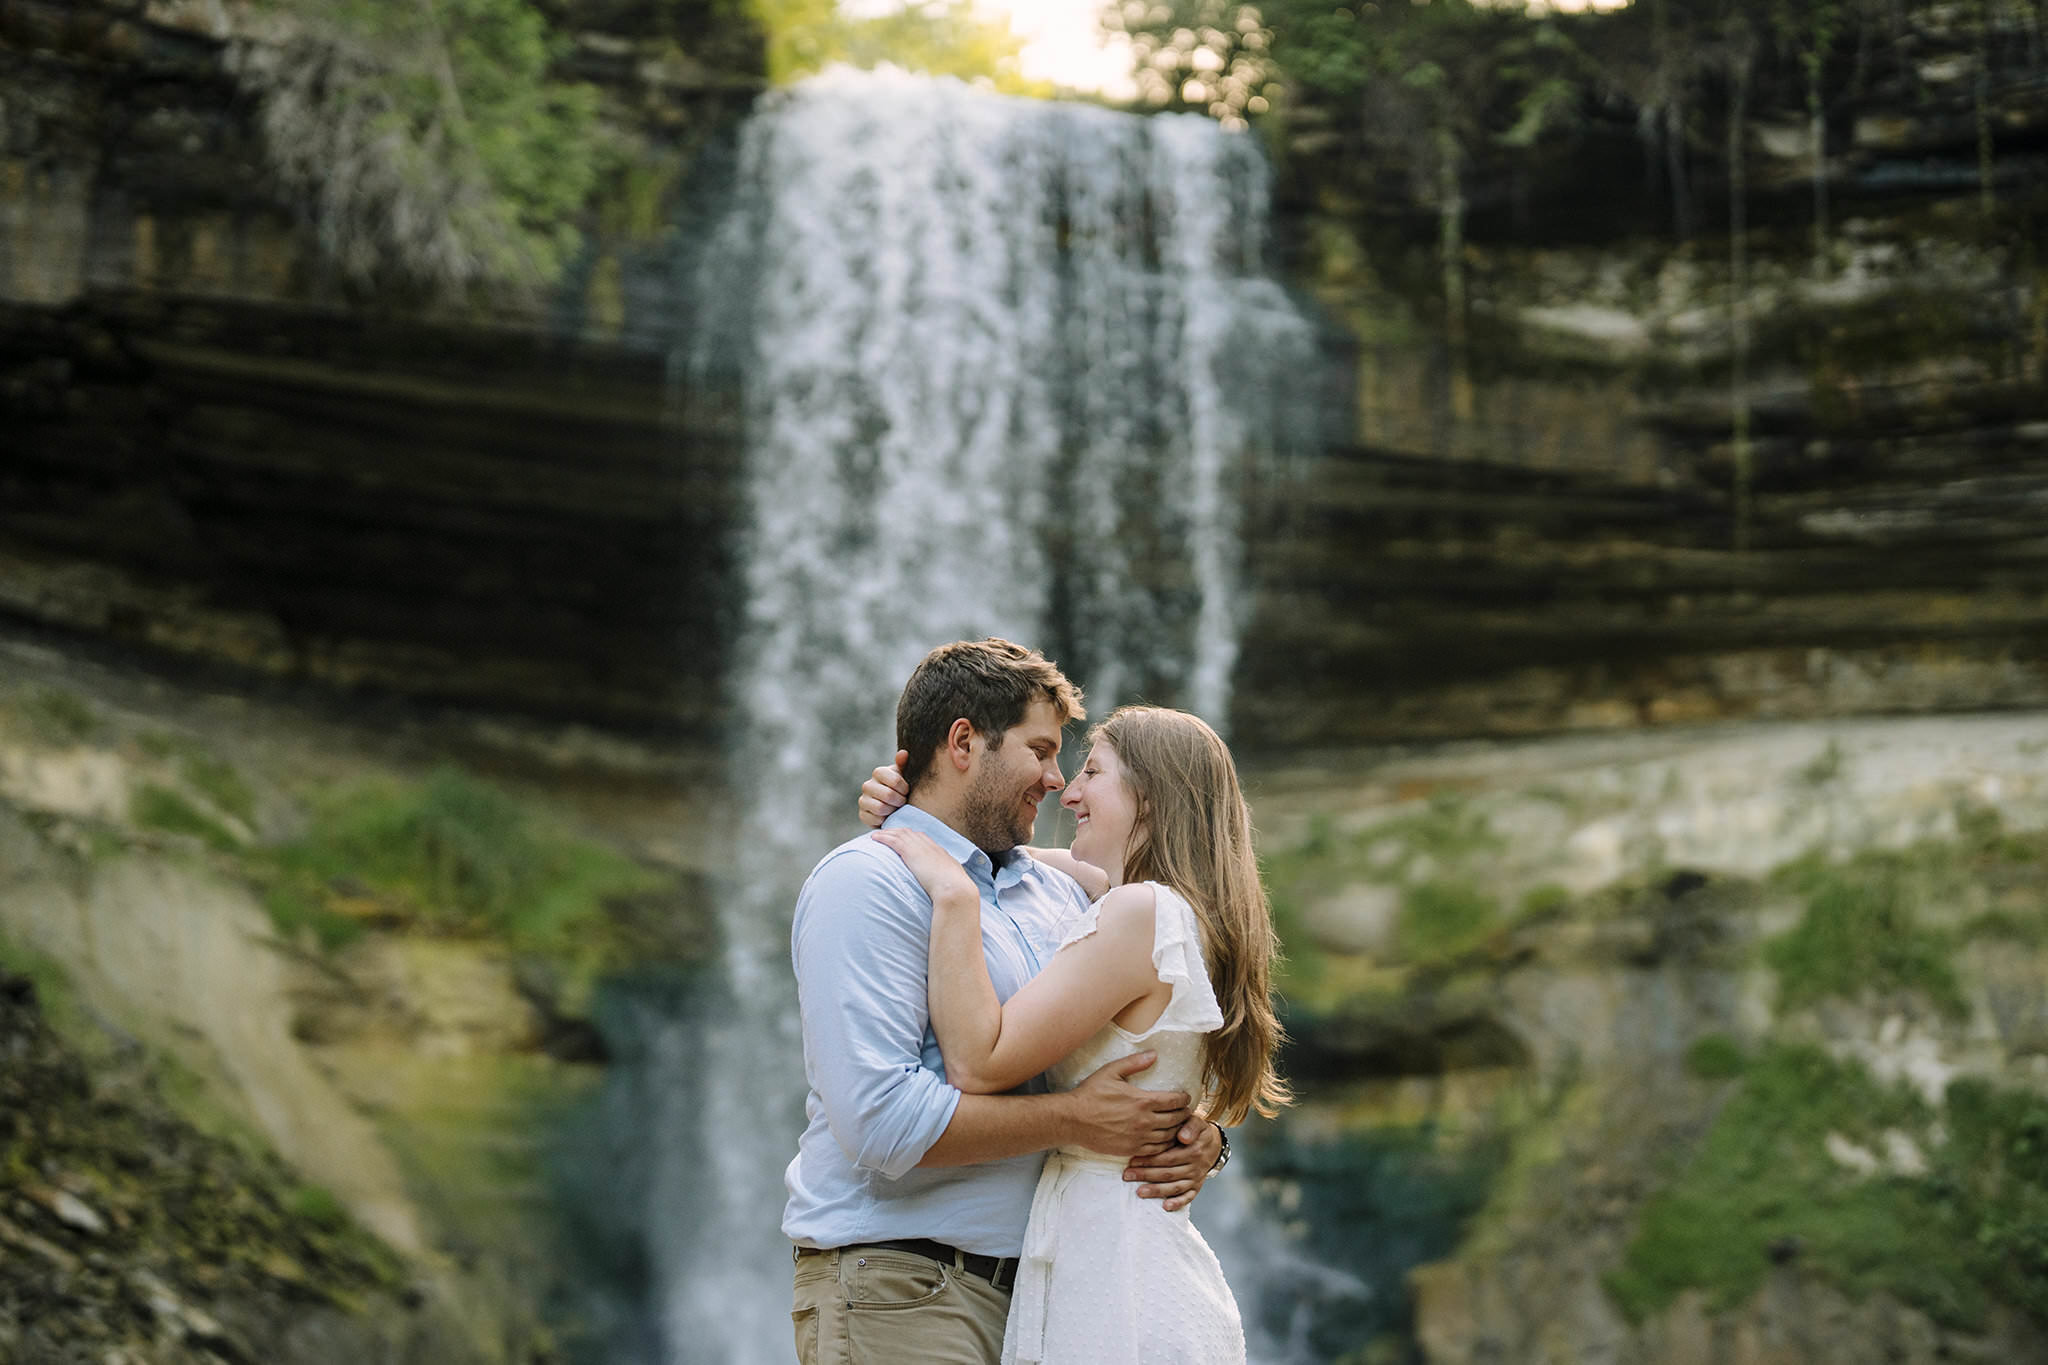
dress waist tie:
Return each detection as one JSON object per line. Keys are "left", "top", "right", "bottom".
{"left": 1012, "top": 1150, "right": 1124, "bottom": 1365}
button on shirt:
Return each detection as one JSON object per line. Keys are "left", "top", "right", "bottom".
{"left": 782, "top": 804, "right": 1092, "bottom": 1257}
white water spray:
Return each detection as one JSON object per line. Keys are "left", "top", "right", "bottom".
{"left": 637, "top": 68, "right": 1319, "bottom": 1364}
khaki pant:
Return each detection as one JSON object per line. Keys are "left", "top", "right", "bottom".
{"left": 792, "top": 1244, "right": 1011, "bottom": 1365}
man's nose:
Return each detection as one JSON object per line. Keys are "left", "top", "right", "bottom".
{"left": 1044, "top": 765, "right": 1065, "bottom": 792}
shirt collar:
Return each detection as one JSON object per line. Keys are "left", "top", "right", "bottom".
{"left": 882, "top": 803, "right": 1030, "bottom": 890}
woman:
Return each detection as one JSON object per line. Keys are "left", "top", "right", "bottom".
{"left": 861, "top": 705, "right": 1289, "bottom": 1365}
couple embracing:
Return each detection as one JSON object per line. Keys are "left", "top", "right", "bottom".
{"left": 784, "top": 638, "right": 1290, "bottom": 1364}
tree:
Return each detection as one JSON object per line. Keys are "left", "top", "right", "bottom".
{"left": 754, "top": 0, "right": 1042, "bottom": 92}
{"left": 1280, "top": 1, "right": 1591, "bottom": 424}
{"left": 231, "top": 0, "right": 606, "bottom": 293}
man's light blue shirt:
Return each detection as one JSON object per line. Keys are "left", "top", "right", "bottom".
{"left": 782, "top": 804, "right": 1092, "bottom": 1257}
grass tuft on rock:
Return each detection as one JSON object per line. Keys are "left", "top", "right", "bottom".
{"left": 1397, "top": 879, "right": 1500, "bottom": 965}
{"left": 1766, "top": 858, "right": 1966, "bottom": 1018}
{"left": 286, "top": 1183, "right": 349, "bottom": 1231}
{"left": 1609, "top": 1043, "right": 2048, "bottom": 1330}
{"left": 255, "top": 768, "right": 660, "bottom": 955}
{"left": 133, "top": 784, "right": 242, "bottom": 853}
{"left": 1684, "top": 1033, "right": 1747, "bottom": 1080}
{"left": 22, "top": 687, "right": 101, "bottom": 742}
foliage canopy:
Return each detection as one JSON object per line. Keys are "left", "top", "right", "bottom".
{"left": 234, "top": 0, "right": 608, "bottom": 291}
{"left": 752, "top": 0, "right": 1046, "bottom": 92}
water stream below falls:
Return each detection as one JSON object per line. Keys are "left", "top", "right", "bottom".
{"left": 586, "top": 68, "right": 1323, "bottom": 1364}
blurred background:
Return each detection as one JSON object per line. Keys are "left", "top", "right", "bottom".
{"left": 1, "top": 0, "right": 2045, "bottom": 1362}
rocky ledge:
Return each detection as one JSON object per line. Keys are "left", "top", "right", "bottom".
{"left": 0, "top": 967, "right": 470, "bottom": 1364}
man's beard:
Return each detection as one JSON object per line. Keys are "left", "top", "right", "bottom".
{"left": 961, "top": 760, "right": 1035, "bottom": 855}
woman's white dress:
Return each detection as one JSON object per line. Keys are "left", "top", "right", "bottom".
{"left": 1000, "top": 881, "right": 1247, "bottom": 1365}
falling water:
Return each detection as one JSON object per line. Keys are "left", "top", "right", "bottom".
{"left": 613, "top": 68, "right": 1319, "bottom": 1364}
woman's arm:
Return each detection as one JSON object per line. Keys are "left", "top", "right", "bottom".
{"left": 1019, "top": 845, "right": 1110, "bottom": 901}
{"left": 872, "top": 828, "right": 1163, "bottom": 1094}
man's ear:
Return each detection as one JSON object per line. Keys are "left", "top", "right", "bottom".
{"left": 943, "top": 717, "right": 978, "bottom": 773}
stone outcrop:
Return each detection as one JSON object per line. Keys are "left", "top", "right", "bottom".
{"left": 1, "top": 0, "right": 757, "bottom": 739}
{"left": 0, "top": 963, "right": 475, "bottom": 1365}
{"left": 0, "top": 643, "right": 721, "bottom": 1361}
{"left": 1249, "top": 712, "right": 2048, "bottom": 1364}
{"left": 4, "top": 0, "right": 2046, "bottom": 756}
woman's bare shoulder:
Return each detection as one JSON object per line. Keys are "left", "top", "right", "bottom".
{"left": 1090, "top": 882, "right": 1158, "bottom": 939}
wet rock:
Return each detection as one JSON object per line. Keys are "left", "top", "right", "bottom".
{"left": 25, "top": 1181, "right": 109, "bottom": 1236}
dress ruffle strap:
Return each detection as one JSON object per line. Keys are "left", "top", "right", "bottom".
{"left": 1141, "top": 884, "right": 1225, "bottom": 1036}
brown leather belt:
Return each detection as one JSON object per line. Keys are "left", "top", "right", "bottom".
{"left": 797, "top": 1237, "right": 1021, "bottom": 1292}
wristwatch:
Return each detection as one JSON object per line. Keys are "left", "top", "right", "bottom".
{"left": 1208, "top": 1122, "right": 1231, "bottom": 1174}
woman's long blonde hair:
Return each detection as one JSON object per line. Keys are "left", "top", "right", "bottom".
{"left": 1093, "top": 705, "right": 1291, "bottom": 1126}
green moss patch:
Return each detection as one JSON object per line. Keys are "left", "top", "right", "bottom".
{"left": 1609, "top": 1043, "right": 2048, "bottom": 1330}
{"left": 1263, "top": 795, "right": 1506, "bottom": 982}
{"left": 1397, "top": 879, "right": 1501, "bottom": 965}
{"left": 1760, "top": 813, "right": 2048, "bottom": 1018}
{"left": 138, "top": 734, "right": 259, "bottom": 827}
{"left": 20, "top": 687, "right": 101, "bottom": 743}
{"left": 133, "top": 784, "right": 241, "bottom": 853}
{"left": 1766, "top": 871, "right": 1965, "bottom": 1019}
{"left": 1684, "top": 1033, "right": 1748, "bottom": 1081}
{"left": 253, "top": 768, "right": 662, "bottom": 958}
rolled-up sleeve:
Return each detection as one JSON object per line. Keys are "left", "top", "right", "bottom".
{"left": 791, "top": 846, "right": 961, "bottom": 1180}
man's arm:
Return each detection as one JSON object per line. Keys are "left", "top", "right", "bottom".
{"left": 793, "top": 848, "right": 966, "bottom": 1178}
{"left": 795, "top": 844, "right": 1211, "bottom": 1194}
{"left": 918, "top": 1051, "right": 1190, "bottom": 1167}
{"left": 1123, "top": 1116, "right": 1226, "bottom": 1212}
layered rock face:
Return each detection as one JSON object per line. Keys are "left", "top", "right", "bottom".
{"left": 0, "top": 641, "right": 723, "bottom": 1363}
{"left": 1252, "top": 715, "right": 2048, "bottom": 1364}
{"left": 1, "top": 0, "right": 755, "bottom": 740}
{"left": 4, "top": 0, "right": 2046, "bottom": 756}
{"left": 0, "top": 965, "right": 472, "bottom": 1365}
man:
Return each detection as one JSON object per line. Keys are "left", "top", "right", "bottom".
{"left": 785, "top": 639, "right": 1226, "bottom": 1363}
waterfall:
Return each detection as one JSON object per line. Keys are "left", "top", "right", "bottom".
{"left": 612, "top": 67, "right": 1319, "bottom": 1365}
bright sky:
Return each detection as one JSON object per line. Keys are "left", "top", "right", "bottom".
{"left": 990, "top": 0, "right": 1138, "bottom": 98}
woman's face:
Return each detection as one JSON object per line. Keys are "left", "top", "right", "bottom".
{"left": 1062, "top": 741, "right": 1140, "bottom": 886}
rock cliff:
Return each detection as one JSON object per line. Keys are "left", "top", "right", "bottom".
{"left": 1250, "top": 714, "right": 2048, "bottom": 1363}
{"left": 4, "top": 0, "right": 2046, "bottom": 755}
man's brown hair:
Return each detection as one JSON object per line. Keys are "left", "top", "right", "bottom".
{"left": 895, "top": 639, "right": 1085, "bottom": 791}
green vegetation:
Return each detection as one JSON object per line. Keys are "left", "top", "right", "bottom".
{"left": 1610, "top": 1044, "right": 2048, "bottom": 1330}
{"left": 253, "top": 768, "right": 660, "bottom": 958}
{"left": 0, "top": 935, "right": 92, "bottom": 1054}
{"left": 1760, "top": 813, "right": 2048, "bottom": 1019}
{"left": 1797, "top": 739, "right": 1845, "bottom": 787}
{"left": 1516, "top": 881, "right": 1572, "bottom": 921}
{"left": 181, "top": 753, "right": 257, "bottom": 825}
{"left": 1684, "top": 1033, "right": 1747, "bottom": 1080}
{"left": 133, "top": 784, "right": 241, "bottom": 853}
{"left": 1262, "top": 795, "right": 1505, "bottom": 988}
{"left": 1397, "top": 879, "right": 1500, "bottom": 965}
{"left": 753, "top": 0, "right": 1043, "bottom": 91}
{"left": 21, "top": 687, "right": 100, "bottom": 743}
{"left": 238, "top": 0, "right": 607, "bottom": 289}
{"left": 286, "top": 1183, "right": 349, "bottom": 1231}
{"left": 1964, "top": 909, "right": 2048, "bottom": 947}
{"left": 1941, "top": 1080, "right": 2048, "bottom": 1321}
{"left": 140, "top": 732, "right": 259, "bottom": 825}
{"left": 1766, "top": 863, "right": 1966, "bottom": 1018}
